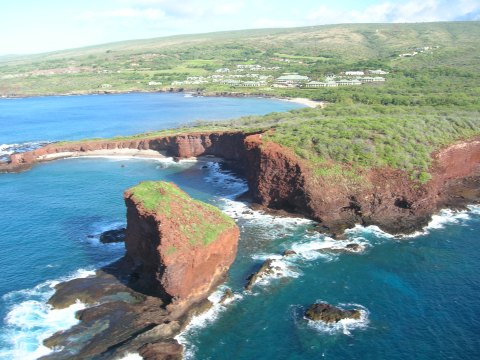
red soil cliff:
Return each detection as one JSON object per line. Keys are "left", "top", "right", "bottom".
{"left": 1, "top": 132, "right": 479, "bottom": 234}
{"left": 123, "top": 181, "right": 240, "bottom": 306}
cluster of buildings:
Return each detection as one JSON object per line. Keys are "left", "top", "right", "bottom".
{"left": 399, "top": 46, "right": 438, "bottom": 57}
{"left": 273, "top": 70, "right": 388, "bottom": 88}
{"left": 171, "top": 72, "right": 272, "bottom": 87}
{"left": 170, "top": 64, "right": 388, "bottom": 89}
{"left": 215, "top": 64, "right": 281, "bottom": 73}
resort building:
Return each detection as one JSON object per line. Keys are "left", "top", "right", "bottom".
{"left": 345, "top": 71, "right": 365, "bottom": 76}
{"left": 305, "top": 81, "right": 338, "bottom": 88}
{"left": 336, "top": 79, "right": 362, "bottom": 86}
{"left": 275, "top": 74, "right": 310, "bottom": 86}
{"left": 368, "top": 69, "right": 389, "bottom": 75}
{"left": 239, "top": 81, "right": 267, "bottom": 87}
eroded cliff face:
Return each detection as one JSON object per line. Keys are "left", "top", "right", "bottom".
{"left": 245, "top": 135, "right": 480, "bottom": 234}
{"left": 123, "top": 181, "right": 240, "bottom": 308}
{"left": 0, "top": 131, "right": 248, "bottom": 171}
{"left": 2, "top": 131, "right": 479, "bottom": 234}
{"left": 42, "top": 181, "right": 240, "bottom": 360}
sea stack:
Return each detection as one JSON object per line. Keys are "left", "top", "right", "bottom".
{"left": 124, "top": 181, "right": 240, "bottom": 308}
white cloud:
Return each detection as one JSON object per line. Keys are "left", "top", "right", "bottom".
{"left": 307, "top": 0, "right": 480, "bottom": 24}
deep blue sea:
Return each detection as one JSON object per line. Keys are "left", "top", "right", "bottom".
{"left": 0, "top": 93, "right": 479, "bottom": 360}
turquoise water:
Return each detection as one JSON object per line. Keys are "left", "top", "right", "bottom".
{"left": 0, "top": 94, "right": 479, "bottom": 359}
{"left": 0, "top": 93, "right": 300, "bottom": 161}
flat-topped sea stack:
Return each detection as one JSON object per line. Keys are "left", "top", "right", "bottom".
{"left": 124, "top": 181, "right": 240, "bottom": 308}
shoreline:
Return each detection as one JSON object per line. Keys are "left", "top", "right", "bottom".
{"left": 0, "top": 89, "right": 325, "bottom": 109}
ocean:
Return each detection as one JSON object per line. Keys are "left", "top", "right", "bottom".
{"left": 0, "top": 93, "right": 479, "bottom": 360}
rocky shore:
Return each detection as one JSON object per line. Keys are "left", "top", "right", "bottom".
{"left": 39, "top": 181, "right": 240, "bottom": 359}
{"left": 2, "top": 130, "right": 478, "bottom": 236}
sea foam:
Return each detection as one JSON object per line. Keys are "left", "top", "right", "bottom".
{"left": 0, "top": 268, "right": 95, "bottom": 360}
{"left": 175, "top": 287, "right": 242, "bottom": 360}
{"left": 0, "top": 141, "right": 50, "bottom": 162}
{"left": 301, "top": 302, "right": 370, "bottom": 336}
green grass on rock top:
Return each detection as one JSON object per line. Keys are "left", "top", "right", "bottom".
{"left": 128, "top": 181, "right": 236, "bottom": 247}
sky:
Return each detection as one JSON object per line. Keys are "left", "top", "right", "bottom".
{"left": 0, "top": 0, "right": 479, "bottom": 55}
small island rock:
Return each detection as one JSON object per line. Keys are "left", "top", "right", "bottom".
{"left": 305, "top": 302, "right": 361, "bottom": 323}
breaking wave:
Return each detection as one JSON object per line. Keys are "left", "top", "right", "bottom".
{"left": 0, "top": 268, "right": 95, "bottom": 360}
{"left": 175, "top": 287, "right": 242, "bottom": 360}
{"left": 301, "top": 302, "right": 370, "bottom": 336}
{"left": 0, "top": 141, "right": 50, "bottom": 162}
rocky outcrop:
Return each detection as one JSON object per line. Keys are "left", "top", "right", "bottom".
{"left": 0, "top": 131, "right": 248, "bottom": 172}
{"left": 305, "top": 303, "right": 361, "bottom": 323}
{"left": 245, "top": 258, "right": 284, "bottom": 291}
{"left": 41, "top": 181, "right": 240, "bottom": 360}
{"left": 124, "top": 181, "right": 240, "bottom": 307}
{"left": 244, "top": 134, "right": 480, "bottom": 235}
{"left": 99, "top": 228, "right": 126, "bottom": 243}
{"left": 2, "top": 130, "right": 479, "bottom": 234}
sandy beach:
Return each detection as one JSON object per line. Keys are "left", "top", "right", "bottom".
{"left": 280, "top": 97, "right": 326, "bottom": 108}
{"left": 38, "top": 148, "right": 169, "bottom": 161}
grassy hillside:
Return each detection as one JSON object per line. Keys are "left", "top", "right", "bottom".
{"left": 2, "top": 21, "right": 479, "bottom": 183}
{"left": 1, "top": 22, "right": 478, "bottom": 98}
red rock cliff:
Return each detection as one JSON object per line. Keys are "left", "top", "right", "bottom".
{"left": 2, "top": 131, "right": 479, "bottom": 234}
{"left": 123, "top": 181, "right": 239, "bottom": 306}
{"left": 245, "top": 134, "right": 480, "bottom": 234}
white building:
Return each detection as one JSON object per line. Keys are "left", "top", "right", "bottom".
{"left": 275, "top": 74, "right": 310, "bottom": 85}
{"left": 336, "top": 79, "right": 362, "bottom": 86}
{"left": 305, "top": 81, "right": 338, "bottom": 88}
{"left": 345, "top": 71, "right": 365, "bottom": 76}
{"left": 369, "top": 69, "right": 389, "bottom": 75}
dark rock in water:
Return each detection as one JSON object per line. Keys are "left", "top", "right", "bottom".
{"left": 283, "top": 249, "right": 297, "bottom": 257}
{"left": 245, "top": 259, "right": 282, "bottom": 291}
{"left": 315, "top": 243, "right": 365, "bottom": 254}
{"left": 139, "top": 340, "right": 183, "bottom": 360}
{"left": 305, "top": 303, "right": 361, "bottom": 323}
{"left": 47, "top": 269, "right": 144, "bottom": 310}
{"left": 219, "top": 288, "right": 235, "bottom": 305}
{"left": 345, "top": 243, "right": 363, "bottom": 252}
{"left": 202, "top": 165, "right": 208, "bottom": 169}
{"left": 99, "top": 228, "right": 126, "bottom": 243}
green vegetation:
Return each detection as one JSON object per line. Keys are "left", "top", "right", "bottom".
{"left": 3, "top": 21, "right": 480, "bottom": 183}
{"left": 262, "top": 104, "right": 479, "bottom": 182}
{"left": 129, "top": 181, "right": 236, "bottom": 247}
{"left": 1, "top": 22, "right": 479, "bottom": 100}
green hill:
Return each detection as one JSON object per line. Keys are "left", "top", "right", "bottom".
{"left": 1, "top": 21, "right": 479, "bottom": 97}
{"left": 2, "top": 21, "right": 479, "bottom": 183}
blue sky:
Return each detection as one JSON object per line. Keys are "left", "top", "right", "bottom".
{"left": 1, "top": 0, "right": 479, "bottom": 55}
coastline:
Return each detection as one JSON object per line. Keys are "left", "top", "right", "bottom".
{"left": 0, "top": 89, "right": 325, "bottom": 109}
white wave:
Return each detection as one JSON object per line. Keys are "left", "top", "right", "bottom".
{"left": 116, "top": 353, "right": 143, "bottom": 360}
{"left": 468, "top": 204, "right": 480, "bottom": 215}
{"left": 0, "top": 268, "right": 95, "bottom": 360}
{"left": 203, "top": 162, "right": 248, "bottom": 199}
{"left": 304, "top": 302, "right": 369, "bottom": 336}
{"left": 71, "top": 155, "right": 196, "bottom": 167}
{"left": 0, "top": 141, "right": 50, "bottom": 160}
{"left": 290, "top": 233, "right": 368, "bottom": 261}
{"left": 345, "top": 224, "right": 395, "bottom": 240}
{"left": 345, "top": 206, "right": 479, "bottom": 241}
{"left": 248, "top": 258, "right": 301, "bottom": 291}
{"left": 175, "top": 287, "right": 242, "bottom": 360}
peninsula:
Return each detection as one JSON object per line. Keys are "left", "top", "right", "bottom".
{"left": 41, "top": 181, "right": 240, "bottom": 359}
